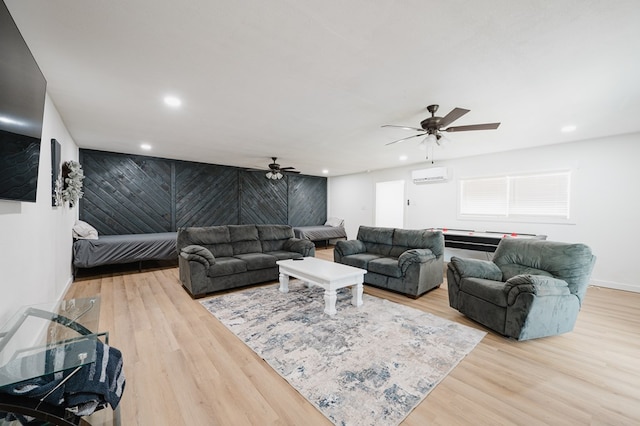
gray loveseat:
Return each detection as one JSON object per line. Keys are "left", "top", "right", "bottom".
{"left": 177, "top": 224, "right": 315, "bottom": 298}
{"left": 447, "top": 238, "right": 596, "bottom": 340}
{"left": 334, "top": 226, "right": 445, "bottom": 298}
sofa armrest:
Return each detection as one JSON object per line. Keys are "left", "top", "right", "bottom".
{"left": 449, "top": 257, "right": 503, "bottom": 281}
{"left": 283, "top": 238, "right": 316, "bottom": 257}
{"left": 504, "top": 274, "right": 572, "bottom": 305}
{"left": 180, "top": 245, "right": 215, "bottom": 269}
{"left": 334, "top": 240, "right": 366, "bottom": 257}
{"left": 398, "top": 249, "right": 436, "bottom": 274}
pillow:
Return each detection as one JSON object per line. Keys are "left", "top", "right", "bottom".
{"left": 72, "top": 220, "right": 99, "bottom": 240}
{"left": 324, "top": 217, "right": 344, "bottom": 227}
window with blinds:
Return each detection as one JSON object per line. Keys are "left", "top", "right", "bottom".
{"left": 459, "top": 171, "right": 571, "bottom": 220}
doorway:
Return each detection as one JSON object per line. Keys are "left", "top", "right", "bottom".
{"left": 375, "top": 180, "right": 405, "bottom": 228}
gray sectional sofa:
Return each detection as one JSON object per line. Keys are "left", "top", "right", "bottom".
{"left": 334, "top": 226, "right": 445, "bottom": 298}
{"left": 177, "top": 224, "right": 315, "bottom": 298}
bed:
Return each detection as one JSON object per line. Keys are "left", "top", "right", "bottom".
{"left": 73, "top": 232, "right": 178, "bottom": 273}
{"left": 293, "top": 220, "right": 347, "bottom": 246}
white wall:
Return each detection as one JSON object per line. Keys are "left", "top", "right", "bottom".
{"left": 0, "top": 94, "right": 79, "bottom": 325}
{"left": 328, "top": 132, "right": 640, "bottom": 293}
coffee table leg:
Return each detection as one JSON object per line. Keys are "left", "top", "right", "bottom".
{"left": 352, "top": 282, "right": 363, "bottom": 307}
{"left": 279, "top": 272, "right": 289, "bottom": 293}
{"left": 324, "top": 289, "right": 337, "bottom": 315}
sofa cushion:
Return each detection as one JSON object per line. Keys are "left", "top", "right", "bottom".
{"left": 233, "top": 240, "right": 263, "bottom": 255}
{"left": 234, "top": 253, "right": 278, "bottom": 270}
{"left": 177, "top": 225, "right": 230, "bottom": 249}
{"left": 203, "top": 243, "right": 234, "bottom": 258}
{"left": 363, "top": 242, "right": 393, "bottom": 256}
{"left": 340, "top": 253, "right": 384, "bottom": 270}
{"left": 207, "top": 257, "right": 247, "bottom": 277}
{"left": 257, "top": 224, "right": 294, "bottom": 241}
{"left": 357, "top": 226, "right": 394, "bottom": 255}
{"left": 390, "top": 229, "right": 444, "bottom": 258}
{"left": 262, "top": 239, "right": 288, "bottom": 252}
{"left": 368, "top": 257, "right": 402, "bottom": 278}
{"left": 459, "top": 277, "right": 508, "bottom": 307}
{"left": 228, "top": 225, "right": 259, "bottom": 242}
{"left": 357, "top": 226, "right": 394, "bottom": 245}
{"left": 264, "top": 250, "right": 303, "bottom": 260}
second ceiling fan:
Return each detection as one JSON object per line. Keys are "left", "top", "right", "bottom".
{"left": 264, "top": 157, "right": 299, "bottom": 180}
{"left": 382, "top": 104, "right": 500, "bottom": 146}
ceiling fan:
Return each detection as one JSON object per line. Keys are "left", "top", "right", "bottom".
{"left": 382, "top": 104, "right": 500, "bottom": 147}
{"left": 261, "top": 157, "right": 300, "bottom": 180}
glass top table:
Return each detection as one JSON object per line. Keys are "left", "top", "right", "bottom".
{"left": 0, "top": 296, "right": 120, "bottom": 425}
{"left": 0, "top": 297, "right": 105, "bottom": 388}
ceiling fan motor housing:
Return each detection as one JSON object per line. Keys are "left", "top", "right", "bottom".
{"left": 420, "top": 117, "right": 441, "bottom": 133}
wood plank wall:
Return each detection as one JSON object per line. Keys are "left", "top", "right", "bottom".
{"left": 79, "top": 150, "right": 327, "bottom": 235}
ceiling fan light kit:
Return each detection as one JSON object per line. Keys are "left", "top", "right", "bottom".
{"left": 261, "top": 157, "right": 299, "bottom": 180}
{"left": 382, "top": 104, "right": 501, "bottom": 152}
{"left": 266, "top": 171, "right": 284, "bottom": 180}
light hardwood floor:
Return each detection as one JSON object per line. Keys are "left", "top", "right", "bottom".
{"left": 67, "top": 248, "right": 640, "bottom": 425}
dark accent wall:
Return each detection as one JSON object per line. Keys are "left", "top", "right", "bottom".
{"left": 239, "top": 172, "right": 288, "bottom": 224}
{"left": 79, "top": 150, "right": 327, "bottom": 235}
{"left": 175, "top": 161, "right": 239, "bottom": 228}
{"left": 288, "top": 174, "right": 327, "bottom": 227}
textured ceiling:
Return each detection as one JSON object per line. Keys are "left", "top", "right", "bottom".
{"left": 6, "top": 0, "right": 640, "bottom": 176}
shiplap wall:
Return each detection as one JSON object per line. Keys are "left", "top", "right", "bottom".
{"left": 79, "top": 149, "right": 326, "bottom": 235}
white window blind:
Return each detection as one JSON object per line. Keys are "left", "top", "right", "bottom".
{"left": 460, "top": 177, "right": 508, "bottom": 216}
{"left": 460, "top": 171, "right": 571, "bottom": 220}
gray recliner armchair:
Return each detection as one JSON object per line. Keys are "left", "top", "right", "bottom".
{"left": 447, "top": 238, "right": 596, "bottom": 340}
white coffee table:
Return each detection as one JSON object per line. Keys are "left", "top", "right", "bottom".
{"left": 276, "top": 257, "right": 367, "bottom": 315}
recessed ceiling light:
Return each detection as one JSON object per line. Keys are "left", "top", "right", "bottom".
{"left": 561, "top": 125, "right": 576, "bottom": 133}
{"left": 399, "top": 155, "right": 408, "bottom": 161}
{"left": 322, "top": 169, "right": 329, "bottom": 174}
{"left": 163, "top": 96, "right": 182, "bottom": 108}
{"left": 140, "top": 143, "right": 151, "bottom": 150}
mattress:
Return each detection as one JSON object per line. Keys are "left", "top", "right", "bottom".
{"left": 73, "top": 232, "right": 177, "bottom": 269}
{"left": 293, "top": 225, "right": 347, "bottom": 242}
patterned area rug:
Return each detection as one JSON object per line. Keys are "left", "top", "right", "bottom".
{"left": 201, "top": 281, "right": 485, "bottom": 426}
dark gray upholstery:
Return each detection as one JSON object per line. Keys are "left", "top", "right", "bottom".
{"left": 177, "top": 224, "right": 315, "bottom": 298}
{"left": 334, "top": 226, "right": 444, "bottom": 298}
{"left": 447, "top": 238, "right": 596, "bottom": 341}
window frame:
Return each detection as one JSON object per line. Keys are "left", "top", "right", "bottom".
{"left": 457, "top": 170, "right": 574, "bottom": 224}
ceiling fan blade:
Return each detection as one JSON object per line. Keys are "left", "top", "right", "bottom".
{"left": 280, "top": 167, "right": 296, "bottom": 170}
{"left": 444, "top": 122, "right": 501, "bottom": 132}
{"left": 385, "top": 133, "right": 426, "bottom": 145}
{"left": 439, "top": 107, "right": 470, "bottom": 128}
{"left": 381, "top": 124, "right": 425, "bottom": 132}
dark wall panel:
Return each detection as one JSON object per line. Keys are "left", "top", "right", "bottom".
{"left": 79, "top": 149, "right": 327, "bottom": 235}
{"left": 288, "top": 175, "right": 327, "bottom": 226}
{"left": 175, "top": 162, "right": 239, "bottom": 228}
{"left": 80, "top": 151, "right": 172, "bottom": 235}
{"left": 239, "top": 172, "right": 288, "bottom": 224}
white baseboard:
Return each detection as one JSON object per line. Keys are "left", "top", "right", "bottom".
{"left": 57, "top": 274, "right": 75, "bottom": 302}
{"left": 590, "top": 279, "right": 640, "bottom": 293}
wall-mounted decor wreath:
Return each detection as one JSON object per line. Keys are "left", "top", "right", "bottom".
{"left": 61, "top": 160, "right": 85, "bottom": 207}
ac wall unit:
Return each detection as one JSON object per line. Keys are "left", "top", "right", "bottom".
{"left": 412, "top": 167, "right": 448, "bottom": 183}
